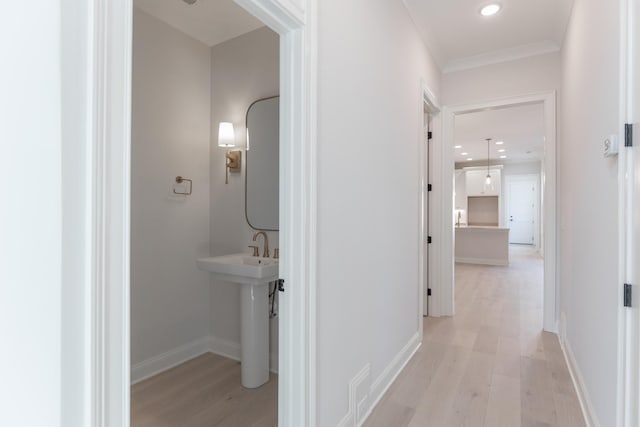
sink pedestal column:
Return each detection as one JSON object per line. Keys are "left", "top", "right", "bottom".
{"left": 240, "top": 282, "right": 269, "bottom": 388}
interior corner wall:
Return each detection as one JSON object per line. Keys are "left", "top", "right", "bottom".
{"left": 209, "top": 27, "right": 279, "bottom": 361}
{"left": 316, "top": 0, "right": 440, "bottom": 424}
{"left": 441, "top": 52, "right": 561, "bottom": 106}
{"left": 559, "top": 0, "right": 621, "bottom": 424}
{"left": 131, "top": 8, "right": 212, "bottom": 366}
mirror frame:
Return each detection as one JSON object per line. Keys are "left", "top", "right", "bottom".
{"left": 245, "top": 95, "right": 280, "bottom": 231}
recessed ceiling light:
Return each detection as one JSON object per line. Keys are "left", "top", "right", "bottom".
{"left": 495, "top": 141, "right": 504, "bottom": 145}
{"left": 467, "top": 158, "right": 473, "bottom": 161}
{"left": 461, "top": 152, "right": 469, "bottom": 155}
{"left": 498, "top": 149, "right": 506, "bottom": 152}
{"left": 480, "top": 4, "right": 501, "bottom": 16}
{"left": 500, "top": 155, "right": 507, "bottom": 159}
{"left": 455, "top": 145, "right": 462, "bottom": 149}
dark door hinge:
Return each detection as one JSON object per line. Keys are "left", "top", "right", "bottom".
{"left": 277, "top": 279, "right": 285, "bottom": 292}
{"left": 427, "top": 288, "right": 432, "bottom": 296}
{"left": 427, "top": 236, "right": 432, "bottom": 244}
{"left": 625, "top": 123, "right": 633, "bottom": 147}
{"left": 624, "top": 283, "right": 632, "bottom": 307}
{"left": 427, "top": 184, "right": 432, "bottom": 192}
{"left": 427, "top": 131, "right": 433, "bottom": 140}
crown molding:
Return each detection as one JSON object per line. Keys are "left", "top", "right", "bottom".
{"left": 443, "top": 40, "right": 560, "bottom": 74}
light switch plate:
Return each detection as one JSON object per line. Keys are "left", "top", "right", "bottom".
{"left": 604, "top": 134, "right": 619, "bottom": 157}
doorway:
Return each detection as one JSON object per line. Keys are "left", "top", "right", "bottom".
{"left": 423, "top": 109, "right": 431, "bottom": 316}
{"left": 421, "top": 84, "right": 440, "bottom": 319}
{"left": 129, "top": 4, "right": 281, "bottom": 424}
{"left": 93, "top": 0, "right": 316, "bottom": 425}
{"left": 434, "top": 92, "right": 557, "bottom": 332}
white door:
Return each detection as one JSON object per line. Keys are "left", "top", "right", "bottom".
{"left": 507, "top": 177, "right": 537, "bottom": 244}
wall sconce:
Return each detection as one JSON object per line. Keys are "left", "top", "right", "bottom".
{"left": 218, "top": 122, "right": 241, "bottom": 184}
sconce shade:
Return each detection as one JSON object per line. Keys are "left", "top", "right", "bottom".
{"left": 218, "top": 122, "right": 235, "bottom": 147}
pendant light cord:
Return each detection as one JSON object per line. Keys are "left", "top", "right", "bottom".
{"left": 486, "top": 138, "right": 491, "bottom": 177}
{"left": 485, "top": 138, "right": 492, "bottom": 187}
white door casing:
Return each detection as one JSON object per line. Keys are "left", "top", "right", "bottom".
{"left": 438, "top": 93, "right": 557, "bottom": 333}
{"left": 621, "top": 0, "right": 640, "bottom": 424}
{"left": 423, "top": 110, "right": 430, "bottom": 316}
{"left": 91, "top": 0, "right": 317, "bottom": 426}
{"left": 420, "top": 82, "right": 440, "bottom": 320}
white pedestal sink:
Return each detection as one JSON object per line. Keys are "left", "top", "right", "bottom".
{"left": 196, "top": 253, "right": 278, "bottom": 388}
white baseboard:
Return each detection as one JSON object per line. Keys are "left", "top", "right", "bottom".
{"left": 131, "top": 335, "right": 278, "bottom": 384}
{"left": 362, "top": 333, "right": 421, "bottom": 425}
{"left": 336, "top": 332, "right": 421, "bottom": 427}
{"left": 131, "top": 336, "right": 210, "bottom": 384}
{"left": 558, "top": 331, "right": 600, "bottom": 427}
{"left": 455, "top": 257, "right": 509, "bottom": 266}
{"left": 336, "top": 364, "right": 371, "bottom": 427}
{"left": 208, "top": 336, "right": 241, "bottom": 362}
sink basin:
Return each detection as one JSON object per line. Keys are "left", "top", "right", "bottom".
{"left": 196, "top": 253, "right": 278, "bottom": 285}
{"left": 242, "top": 256, "right": 277, "bottom": 266}
{"left": 196, "top": 252, "right": 279, "bottom": 389}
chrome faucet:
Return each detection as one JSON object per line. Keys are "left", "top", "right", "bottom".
{"left": 252, "top": 231, "right": 269, "bottom": 258}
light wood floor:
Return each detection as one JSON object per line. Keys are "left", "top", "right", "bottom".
{"left": 131, "top": 353, "right": 277, "bottom": 427}
{"left": 132, "top": 246, "right": 584, "bottom": 427}
{"left": 364, "top": 245, "right": 586, "bottom": 427}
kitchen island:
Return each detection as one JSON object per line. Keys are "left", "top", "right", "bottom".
{"left": 455, "top": 226, "right": 510, "bottom": 266}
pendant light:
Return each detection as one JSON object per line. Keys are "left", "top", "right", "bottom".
{"left": 485, "top": 138, "right": 492, "bottom": 186}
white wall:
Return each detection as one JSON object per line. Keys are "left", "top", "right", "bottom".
{"left": 0, "top": 2, "right": 62, "bottom": 425}
{"left": 502, "top": 161, "right": 541, "bottom": 181}
{"left": 316, "top": 0, "right": 440, "bottom": 424}
{"left": 131, "top": 9, "right": 212, "bottom": 366}
{"left": 559, "top": 0, "right": 622, "bottom": 423}
{"left": 442, "top": 52, "right": 561, "bottom": 106}
{"left": 208, "top": 27, "right": 280, "bottom": 364}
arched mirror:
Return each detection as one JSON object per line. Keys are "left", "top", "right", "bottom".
{"left": 245, "top": 96, "right": 279, "bottom": 230}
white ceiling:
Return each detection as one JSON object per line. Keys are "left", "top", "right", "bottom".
{"left": 453, "top": 103, "right": 545, "bottom": 165}
{"left": 403, "top": 0, "right": 574, "bottom": 72}
{"left": 135, "top": 0, "right": 574, "bottom": 71}
{"left": 134, "top": 0, "right": 264, "bottom": 47}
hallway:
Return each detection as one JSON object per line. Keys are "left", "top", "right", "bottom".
{"left": 365, "top": 246, "right": 585, "bottom": 426}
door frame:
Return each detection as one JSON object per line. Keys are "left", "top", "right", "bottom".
{"left": 504, "top": 174, "right": 539, "bottom": 247}
{"left": 419, "top": 81, "right": 440, "bottom": 322}
{"left": 620, "top": 0, "right": 639, "bottom": 424}
{"left": 434, "top": 91, "right": 557, "bottom": 332}
{"left": 90, "top": 0, "right": 317, "bottom": 426}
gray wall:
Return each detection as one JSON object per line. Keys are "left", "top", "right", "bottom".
{"left": 131, "top": 8, "right": 212, "bottom": 365}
